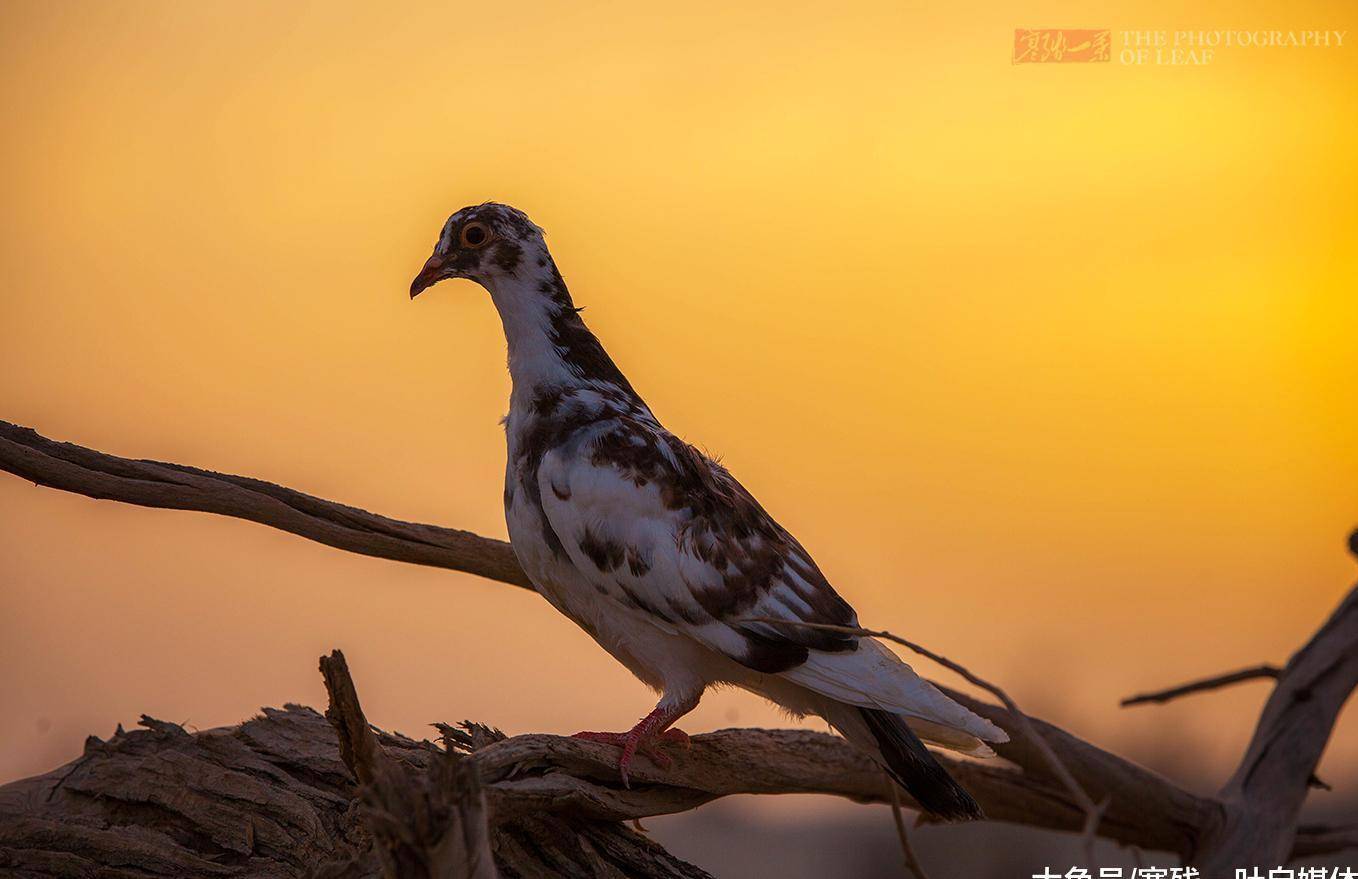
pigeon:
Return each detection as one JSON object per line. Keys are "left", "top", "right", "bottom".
{"left": 410, "top": 203, "right": 1007, "bottom": 819}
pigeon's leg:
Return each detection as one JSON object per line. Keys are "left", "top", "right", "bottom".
{"left": 573, "top": 691, "right": 700, "bottom": 787}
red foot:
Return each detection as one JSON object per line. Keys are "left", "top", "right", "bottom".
{"left": 572, "top": 725, "right": 691, "bottom": 787}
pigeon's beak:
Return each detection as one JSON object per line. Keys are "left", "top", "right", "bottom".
{"left": 409, "top": 253, "right": 447, "bottom": 299}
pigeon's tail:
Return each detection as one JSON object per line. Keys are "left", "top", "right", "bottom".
{"left": 856, "top": 706, "right": 983, "bottom": 821}
{"left": 781, "top": 638, "right": 1008, "bottom": 756}
{"left": 783, "top": 637, "right": 1002, "bottom": 821}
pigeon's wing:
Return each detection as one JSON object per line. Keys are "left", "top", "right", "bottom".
{"left": 537, "top": 414, "right": 1007, "bottom": 748}
{"left": 536, "top": 415, "right": 860, "bottom": 673}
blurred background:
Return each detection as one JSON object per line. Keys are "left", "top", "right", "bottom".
{"left": 2, "top": 1, "right": 1355, "bottom": 875}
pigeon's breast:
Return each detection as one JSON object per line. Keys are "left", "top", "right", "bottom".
{"left": 500, "top": 386, "right": 626, "bottom": 614}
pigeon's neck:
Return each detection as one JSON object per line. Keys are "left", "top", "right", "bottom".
{"left": 485, "top": 254, "right": 638, "bottom": 402}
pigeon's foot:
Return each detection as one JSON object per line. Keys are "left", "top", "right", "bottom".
{"left": 572, "top": 716, "right": 691, "bottom": 787}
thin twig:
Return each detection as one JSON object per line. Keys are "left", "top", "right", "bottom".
{"left": 739, "top": 616, "right": 1105, "bottom": 862}
{"left": 887, "top": 773, "right": 932, "bottom": 879}
{"left": 1120, "top": 664, "right": 1281, "bottom": 707}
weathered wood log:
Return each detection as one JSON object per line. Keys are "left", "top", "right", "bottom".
{"left": 2, "top": 420, "right": 1356, "bottom": 876}
{"left": 0, "top": 702, "right": 711, "bottom": 877}
{"left": 0, "top": 669, "right": 1351, "bottom": 877}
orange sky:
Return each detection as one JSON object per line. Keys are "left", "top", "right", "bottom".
{"left": 2, "top": 0, "right": 1356, "bottom": 792}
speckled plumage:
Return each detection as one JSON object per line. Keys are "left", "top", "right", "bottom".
{"left": 411, "top": 203, "right": 1007, "bottom": 818}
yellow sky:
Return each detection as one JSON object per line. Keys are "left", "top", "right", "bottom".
{"left": 2, "top": 0, "right": 1356, "bottom": 790}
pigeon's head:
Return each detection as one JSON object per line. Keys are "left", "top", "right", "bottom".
{"left": 410, "top": 203, "right": 546, "bottom": 298}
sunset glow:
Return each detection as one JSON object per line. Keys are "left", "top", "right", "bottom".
{"left": 2, "top": 0, "right": 1355, "bottom": 793}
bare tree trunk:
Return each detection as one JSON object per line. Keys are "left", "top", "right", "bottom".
{"left": 1190, "top": 585, "right": 1358, "bottom": 873}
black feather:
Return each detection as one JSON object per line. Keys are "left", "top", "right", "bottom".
{"left": 859, "top": 707, "right": 983, "bottom": 821}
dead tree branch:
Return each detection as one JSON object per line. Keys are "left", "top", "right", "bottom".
{"left": 318, "top": 649, "right": 497, "bottom": 879}
{"left": 1120, "top": 665, "right": 1283, "bottom": 707}
{"left": 2, "top": 419, "right": 1356, "bottom": 874}
{"left": 0, "top": 421, "right": 531, "bottom": 589}
{"left": 1194, "top": 582, "right": 1358, "bottom": 872}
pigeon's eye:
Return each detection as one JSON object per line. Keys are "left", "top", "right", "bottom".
{"left": 460, "top": 222, "right": 492, "bottom": 249}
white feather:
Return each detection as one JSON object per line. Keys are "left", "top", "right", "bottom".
{"left": 783, "top": 639, "right": 1008, "bottom": 748}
